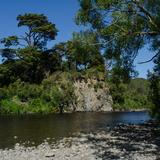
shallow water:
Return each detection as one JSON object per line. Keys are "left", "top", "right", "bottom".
{"left": 0, "top": 111, "right": 151, "bottom": 149}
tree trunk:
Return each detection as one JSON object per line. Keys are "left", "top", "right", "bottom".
{"left": 59, "top": 105, "right": 63, "bottom": 114}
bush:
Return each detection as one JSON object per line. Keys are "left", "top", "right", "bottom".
{"left": 148, "top": 73, "right": 160, "bottom": 119}
{"left": 0, "top": 98, "right": 27, "bottom": 114}
{"left": 0, "top": 74, "right": 76, "bottom": 115}
{"left": 110, "top": 78, "right": 152, "bottom": 111}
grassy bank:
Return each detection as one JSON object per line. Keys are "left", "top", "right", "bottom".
{"left": 0, "top": 73, "right": 76, "bottom": 115}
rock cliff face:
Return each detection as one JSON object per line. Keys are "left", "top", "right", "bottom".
{"left": 73, "top": 79, "right": 113, "bottom": 112}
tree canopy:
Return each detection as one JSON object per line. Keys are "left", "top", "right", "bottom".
{"left": 1, "top": 13, "right": 58, "bottom": 50}
{"left": 76, "top": 0, "right": 160, "bottom": 116}
{"left": 76, "top": 0, "right": 160, "bottom": 63}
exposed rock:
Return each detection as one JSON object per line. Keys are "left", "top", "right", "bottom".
{"left": 45, "top": 152, "right": 55, "bottom": 157}
{"left": 47, "top": 72, "right": 113, "bottom": 112}
{"left": 73, "top": 78, "right": 113, "bottom": 112}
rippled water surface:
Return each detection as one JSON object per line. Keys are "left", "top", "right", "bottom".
{"left": 0, "top": 111, "right": 151, "bottom": 148}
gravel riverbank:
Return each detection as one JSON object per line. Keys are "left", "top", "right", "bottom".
{"left": 0, "top": 121, "right": 159, "bottom": 160}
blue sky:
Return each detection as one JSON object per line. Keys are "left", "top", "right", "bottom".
{"left": 0, "top": 0, "right": 154, "bottom": 78}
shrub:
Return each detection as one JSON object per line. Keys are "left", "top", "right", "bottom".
{"left": 0, "top": 99, "right": 27, "bottom": 114}
{"left": 0, "top": 74, "right": 76, "bottom": 114}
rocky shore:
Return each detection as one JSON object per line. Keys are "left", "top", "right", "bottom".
{"left": 0, "top": 121, "right": 159, "bottom": 160}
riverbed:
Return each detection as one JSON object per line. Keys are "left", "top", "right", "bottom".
{"left": 0, "top": 111, "right": 150, "bottom": 149}
{"left": 0, "top": 111, "right": 160, "bottom": 160}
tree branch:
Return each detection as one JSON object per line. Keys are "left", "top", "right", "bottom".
{"left": 133, "top": 31, "right": 158, "bottom": 36}
{"left": 132, "top": 0, "right": 158, "bottom": 29}
{"left": 138, "top": 52, "right": 159, "bottom": 64}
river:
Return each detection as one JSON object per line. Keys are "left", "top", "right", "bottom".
{"left": 0, "top": 111, "right": 151, "bottom": 149}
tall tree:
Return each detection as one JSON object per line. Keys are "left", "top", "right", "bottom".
{"left": 1, "top": 13, "right": 57, "bottom": 50}
{"left": 148, "top": 55, "right": 160, "bottom": 118}
{"left": 76, "top": 0, "right": 160, "bottom": 68}
{"left": 53, "top": 31, "right": 104, "bottom": 72}
{"left": 76, "top": 0, "right": 160, "bottom": 114}
{"left": 0, "top": 13, "right": 59, "bottom": 85}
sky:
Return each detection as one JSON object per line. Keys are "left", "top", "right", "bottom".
{"left": 0, "top": 0, "right": 154, "bottom": 78}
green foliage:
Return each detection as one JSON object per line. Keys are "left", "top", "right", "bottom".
{"left": 0, "top": 99, "right": 26, "bottom": 114}
{"left": 17, "top": 13, "right": 57, "bottom": 48}
{"left": 0, "top": 74, "right": 76, "bottom": 114}
{"left": 148, "top": 55, "right": 160, "bottom": 119}
{"left": 110, "top": 78, "right": 152, "bottom": 111}
{"left": 10, "top": 13, "right": 57, "bottom": 49}
{"left": 53, "top": 31, "right": 105, "bottom": 72}
{"left": 0, "top": 13, "right": 59, "bottom": 85}
{"left": 110, "top": 82, "right": 126, "bottom": 110}
{"left": 82, "top": 68, "right": 105, "bottom": 80}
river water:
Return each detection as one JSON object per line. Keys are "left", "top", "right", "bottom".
{"left": 0, "top": 111, "right": 151, "bottom": 149}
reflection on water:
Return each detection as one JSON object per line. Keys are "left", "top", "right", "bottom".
{"left": 0, "top": 111, "right": 151, "bottom": 149}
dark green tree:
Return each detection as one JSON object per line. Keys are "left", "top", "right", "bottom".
{"left": 0, "top": 13, "right": 59, "bottom": 85}
{"left": 76, "top": 0, "right": 160, "bottom": 70}
{"left": 148, "top": 55, "right": 160, "bottom": 119}
{"left": 53, "top": 31, "right": 104, "bottom": 72}
{"left": 1, "top": 13, "right": 57, "bottom": 50}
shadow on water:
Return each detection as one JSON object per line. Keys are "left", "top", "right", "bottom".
{"left": 0, "top": 111, "right": 151, "bottom": 149}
